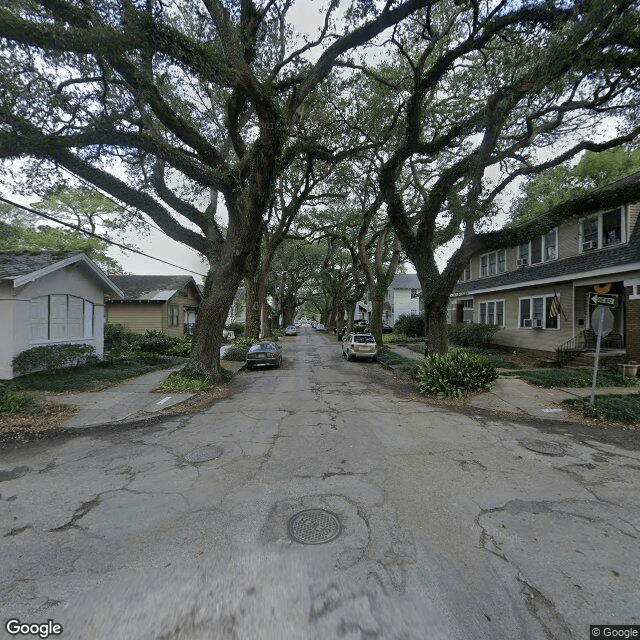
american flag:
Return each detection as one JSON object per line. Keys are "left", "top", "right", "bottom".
{"left": 548, "top": 295, "right": 562, "bottom": 318}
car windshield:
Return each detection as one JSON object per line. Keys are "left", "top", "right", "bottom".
{"left": 354, "top": 335, "right": 375, "bottom": 344}
{"left": 249, "top": 343, "right": 276, "bottom": 352}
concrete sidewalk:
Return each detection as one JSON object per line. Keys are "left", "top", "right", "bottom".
{"left": 46, "top": 360, "right": 245, "bottom": 430}
{"left": 386, "top": 344, "right": 639, "bottom": 422}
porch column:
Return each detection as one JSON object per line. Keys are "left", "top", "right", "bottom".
{"left": 625, "top": 286, "right": 640, "bottom": 361}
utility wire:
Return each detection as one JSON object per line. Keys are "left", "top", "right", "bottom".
{"left": 0, "top": 195, "right": 208, "bottom": 277}
{"left": 56, "top": 164, "right": 170, "bottom": 237}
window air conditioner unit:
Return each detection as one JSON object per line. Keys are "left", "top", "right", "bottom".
{"left": 533, "top": 319, "right": 544, "bottom": 328}
{"left": 582, "top": 241, "right": 597, "bottom": 251}
{"left": 522, "top": 319, "right": 533, "bottom": 328}
{"left": 516, "top": 258, "right": 528, "bottom": 267}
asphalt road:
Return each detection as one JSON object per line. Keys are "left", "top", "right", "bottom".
{"left": 1, "top": 326, "right": 639, "bottom": 639}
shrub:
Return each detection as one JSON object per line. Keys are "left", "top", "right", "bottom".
{"left": 394, "top": 313, "right": 424, "bottom": 338}
{"left": 13, "top": 344, "right": 96, "bottom": 374}
{"left": 165, "top": 336, "right": 192, "bottom": 357}
{"left": 447, "top": 323, "right": 500, "bottom": 348}
{"left": 416, "top": 349, "right": 499, "bottom": 397}
{"left": 135, "top": 330, "right": 177, "bottom": 354}
{"left": 233, "top": 337, "right": 257, "bottom": 348}
{"left": 104, "top": 323, "right": 128, "bottom": 342}
{"left": 0, "top": 383, "right": 32, "bottom": 414}
{"left": 223, "top": 344, "right": 250, "bottom": 361}
{"left": 225, "top": 322, "right": 245, "bottom": 336}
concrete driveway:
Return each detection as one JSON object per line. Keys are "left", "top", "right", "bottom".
{"left": 1, "top": 326, "right": 639, "bottom": 639}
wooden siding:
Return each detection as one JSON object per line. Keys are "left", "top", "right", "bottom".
{"left": 474, "top": 283, "right": 574, "bottom": 352}
{"left": 106, "top": 287, "right": 200, "bottom": 337}
{"left": 465, "top": 202, "right": 638, "bottom": 285}
{"left": 106, "top": 303, "right": 164, "bottom": 334}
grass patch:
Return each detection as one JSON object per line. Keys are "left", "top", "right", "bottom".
{"left": 161, "top": 366, "right": 233, "bottom": 391}
{"left": 402, "top": 343, "right": 523, "bottom": 370}
{"left": 565, "top": 394, "right": 640, "bottom": 424}
{"left": 377, "top": 347, "right": 420, "bottom": 375}
{"left": 381, "top": 333, "right": 424, "bottom": 345}
{"left": 506, "top": 368, "right": 640, "bottom": 389}
{"left": 5, "top": 356, "right": 187, "bottom": 393}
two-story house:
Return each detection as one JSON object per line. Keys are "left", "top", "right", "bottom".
{"left": 385, "top": 273, "right": 423, "bottom": 325}
{"left": 450, "top": 174, "right": 640, "bottom": 361}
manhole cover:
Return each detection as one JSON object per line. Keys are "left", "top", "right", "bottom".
{"left": 287, "top": 509, "right": 342, "bottom": 545}
{"left": 522, "top": 440, "right": 565, "bottom": 456}
{"left": 185, "top": 445, "right": 224, "bottom": 463}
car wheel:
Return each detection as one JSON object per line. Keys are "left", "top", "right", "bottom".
{"left": 371, "top": 355, "right": 378, "bottom": 362}
{"left": 347, "top": 350, "right": 355, "bottom": 362}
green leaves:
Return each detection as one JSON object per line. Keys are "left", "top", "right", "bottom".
{"left": 416, "top": 349, "right": 498, "bottom": 397}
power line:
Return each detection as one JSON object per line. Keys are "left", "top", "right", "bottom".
{"left": 0, "top": 195, "right": 208, "bottom": 277}
{"left": 56, "top": 164, "right": 170, "bottom": 236}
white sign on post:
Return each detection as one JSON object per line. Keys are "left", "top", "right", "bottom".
{"left": 589, "top": 306, "right": 615, "bottom": 405}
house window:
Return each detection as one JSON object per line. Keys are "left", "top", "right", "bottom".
{"left": 480, "top": 250, "right": 506, "bottom": 277}
{"left": 544, "top": 229, "right": 557, "bottom": 260}
{"left": 30, "top": 295, "right": 95, "bottom": 342}
{"left": 168, "top": 304, "right": 180, "bottom": 326}
{"left": 580, "top": 208, "right": 625, "bottom": 251}
{"left": 531, "top": 237, "right": 542, "bottom": 264}
{"left": 479, "top": 300, "right": 504, "bottom": 327}
{"left": 460, "top": 262, "right": 471, "bottom": 282}
{"left": 518, "top": 229, "right": 558, "bottom": 266}
{"left": 462, "top": 299, "right": 473, "bottom": 323}
{"left": 519, "top": 294, "right": 560, "bottom": 329}
{"left": 603, "top": 208, "right": 623, "bottom": 246}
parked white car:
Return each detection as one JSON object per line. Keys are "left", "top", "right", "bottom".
{"left": 315, "top": 323, "right": 326, "bottom": 331}
{"left": 341, "top": 333, "right": 378, "bottom": 361}
{"left": 284, "top": 325, "right": 299, "bottom": 336}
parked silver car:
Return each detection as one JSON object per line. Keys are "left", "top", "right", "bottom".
{"left": 341, "top": 333, "right": 378, "bottom": 361}
{"left": 284, "top": 325, "right": 298, "bottom": 336}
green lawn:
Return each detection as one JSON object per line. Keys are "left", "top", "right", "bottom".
{"left": 5, "top": 356, "right": 187, "bottom": 393}
{"left": 565, "top": 394, "right": 640, "bottom": 424}
{"left": 377, "top": 347, "right": 420, "bottom": 375}
{"left": 505, "top": 368, "right": 640, "bottom": 389}
{"left": 402, "top": 343, "right": 524, "bottom": 370}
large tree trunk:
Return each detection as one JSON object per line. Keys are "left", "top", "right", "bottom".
{"left": 244, "top": 275, "right": 261, "bottom": 339}
{"left": 423, "top": 304, "right": 449, "bottom": 357}
{"left": 370, "top": 296, "right": 385, "bottom": 345}
{"left": 192, "top": 259, "right": 245, "bottom": 382}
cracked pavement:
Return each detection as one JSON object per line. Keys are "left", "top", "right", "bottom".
{"left": 1, "top": 326, "right": 639, "bottom": 639}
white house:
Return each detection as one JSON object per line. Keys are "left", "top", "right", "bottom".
{"left": 0, "top": 251, "right": 123, "bottom": 379}
{"left": 386, "top": 273, "right": 422, "bottom": 324}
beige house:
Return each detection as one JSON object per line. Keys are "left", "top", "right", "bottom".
{"left": 0, "top": 251, "right": 123, "bottom": 379}
{"left": 450, "top": 174, "right": 640, "bottom": 361}
{"left": 105, "top": 275, "right": 202, "bottom": 337}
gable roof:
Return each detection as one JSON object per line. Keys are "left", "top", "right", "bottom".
{"left": 391, "top": 273, "right": 420, "bottom": 289}
{"left": 107, "top": 275, "right": 201, "bottom": 302}
{"left": 0, "top": 250, "right": 124, "bottom": 296}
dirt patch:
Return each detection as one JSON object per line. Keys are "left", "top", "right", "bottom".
{"left": 0, "top": 403, "right": 78, "bottom": 444}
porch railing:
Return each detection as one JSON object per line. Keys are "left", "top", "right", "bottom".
{"left": 556, "top": 329, "right": 625, "bottom": 364}
{"left": 556, "top": 330, "right": 589, "bottom": 365}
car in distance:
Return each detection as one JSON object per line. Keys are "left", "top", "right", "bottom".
{"left": 284, "top": 325, "right": 299, "bottom": 336}
{"left": 341, "top": 333, "right": 378, "bottom": 361}
{"left": 246, "top": 341, "right": 282, "bottom": 370}
{"left": 315, "top": 323, "right": 327, "bottom": 331}
{"left": 381, "top": 324, "right": 395, "bottom": 334}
